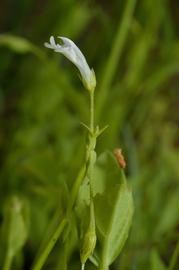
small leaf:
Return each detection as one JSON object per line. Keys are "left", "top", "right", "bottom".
{"left": 94, "top": 152, "right": 134, "bottom": 267}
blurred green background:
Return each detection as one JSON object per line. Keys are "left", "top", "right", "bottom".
{"left": 0, "top": 0, "right": 179, "bottom": 269}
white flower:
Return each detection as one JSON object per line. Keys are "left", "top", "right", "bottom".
{"left": 44, "top": 36, "right": 96, "bottom": 92}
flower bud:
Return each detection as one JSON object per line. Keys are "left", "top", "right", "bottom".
{"left": 80, "top": 224, "right": 96, "bottom": 264}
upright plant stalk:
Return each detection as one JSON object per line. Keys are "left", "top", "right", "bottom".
{"left": 88, "top": 89, "right": 96, "bottom": 220}
{"left": 31, "top": 36, "right": 99, "bottom": 270}
{"left": 80, "top": 89, "right": 98, "bottom": 268}
{"left": 99, "top": 259, "right": 109, "bottom": 270}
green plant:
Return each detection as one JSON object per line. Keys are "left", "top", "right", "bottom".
{"left": 0, "top": 1, "right": 179, "bottom": 269}
{"left": 28, "top": 36, "right": 134, "bottom": 270}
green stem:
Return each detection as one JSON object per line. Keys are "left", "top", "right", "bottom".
{"left": 90, "top": 91, "right": 94, "bottom": 132}
{"left": 99, "top": 261, "right": 109, "bottom": 270}
{"left": 89, "top": 200, "right": 95, "bottom": 230}
{"left": 88, "top": 90, "right": 97, "bottom": 250}
{"left": 168, "top": 240, "right": 179, "bottom": 270}
{"left": 88, "top": 90, "right": 96, "bottom": 199}
{"left": 99, "top": 243, "right": 108, "bottom": 270}
{"left": 31, "top": 218, "right": 67, "bottom": 270}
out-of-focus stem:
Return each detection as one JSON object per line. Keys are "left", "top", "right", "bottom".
{"left": 31, "top": 218, "right": 67, "bottom": 270}
{"left": 96, "top": 0, "right": 137, "bottom": 121}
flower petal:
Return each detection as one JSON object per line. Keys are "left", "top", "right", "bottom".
{"left": 50, "top": 36, "right": 56, "bottom": 47}
{"left": 44, "top": 36, "right": 96, "bottom": 91}
{"left": 44, "top": 42, "right": 53, "bottom": 49}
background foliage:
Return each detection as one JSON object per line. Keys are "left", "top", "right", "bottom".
{"left": 0, "top": 0, "right": 179, "bottom": 269}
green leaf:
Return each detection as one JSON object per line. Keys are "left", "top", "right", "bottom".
{"left": 150, "top": 248, "right": 167, "bottom": 270}
{"left": 91, "top": 162, "right": 106, "bottom": 197}
{"left": 94, "top": 152, "right": 134, "bottom": 267}
{"left": 0, "top": 34, "right": 44, "bottom": 58}
{"left": 1, "top": 196, "right": 28, "bottom": 268}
